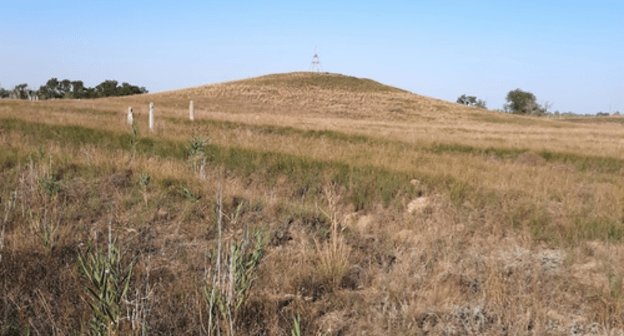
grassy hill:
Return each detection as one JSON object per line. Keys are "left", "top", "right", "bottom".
{"left": 2, "top": 72, "right": 624, "bottom": 335}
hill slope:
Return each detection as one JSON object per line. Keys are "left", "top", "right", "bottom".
{"left": 1, "top": 72, "right": 624, "bottom": 335}
{"left": 132, "top": 71, "right": 463, "bottom": 121}
{"left": 104, "top": 71, "right": 624, "bottom": 159}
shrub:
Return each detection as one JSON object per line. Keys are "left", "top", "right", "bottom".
{"left": 77, "top": 240, "right": 135, "bottom": 336}
{"left": 457, "top": 94, "right": 487, "bottom": 109}
{"left": 504, "top": 89, "right": 545, "bottom": 115}
{"left": 38, "top": 172, "right": 61, "bottom": 198}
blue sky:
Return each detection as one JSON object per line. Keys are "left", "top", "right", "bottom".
{"left": 2, "top": 0, "right": 622, "bottom": 114}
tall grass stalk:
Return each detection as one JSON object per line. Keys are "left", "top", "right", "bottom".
{"left": 139, "top": 173, "right": 150, "bottom": 207}
{"left": 204, "top": 183, "right": 268, "bottom": 336}
{"left": 187, "top": 136, "right": 210, "bottom": 179}
{"left": 314, "top": 186, "right": 351, "bottom": 291}
{"left": 127, "top": 255, "right": 152, "bottom": 336}
{"left": 291, "top": 314, "right": 301, "bottom": 336}
{"left": 0, "top": 189, "right": 17, "bottom": 259}
{"left": 130, "top": 120, "right": 139, "bottom": 161}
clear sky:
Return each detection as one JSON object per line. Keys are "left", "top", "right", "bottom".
{"left": 2, "top": 0, "right": 622, "bottom": 114}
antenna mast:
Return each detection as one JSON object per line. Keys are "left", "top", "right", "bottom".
{"left": 310, "top": 46, "right": 323, "bottom": 72}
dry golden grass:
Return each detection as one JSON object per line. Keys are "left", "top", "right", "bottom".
{"left": 2, "top": 72, "right": 624, "bottom": 335}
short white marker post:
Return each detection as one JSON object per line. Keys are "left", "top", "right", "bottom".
{"left": 149, "top": 102, "right": 154, "bottom": 132}
{"left": 189, "top": 100, "right": 194, "bottom": 121}
{"left": 127, "top": 107, "right": 133, "bottom": 125}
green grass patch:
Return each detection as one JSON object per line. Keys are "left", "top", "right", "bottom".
{"left": 470, "top": 113, "right": 566, "bottom": 128}
{"left": 573, "top": 219, "right": 624, "bottom": 244}
{"left": 429, "top": 142, "right": 528, "bottom": 159}
{"left": 0, "top": 118, "right": 420, "bottom": 211}
{"left": 538, "top": 150, "right": 623, "bottom": 174}
{"left": 0, "top": 146, "right": 21, "bottom": 171}
{"left": 171, "top": 117, "right": 624, "bottom": 174}
{"left": 5, "top": 117, "right": 624, "bottom": 245}
{"left": 167, "top": 117, "right": 374, "bottom": 145}
{"left": 429, "top": 141, "right": 624, "bottom": 174}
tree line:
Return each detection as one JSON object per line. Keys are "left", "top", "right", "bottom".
{"left": 456, "top": 89, "right": 549, "bottom": 115}
{"left": 0, "top": 78, "right": 148, "bottom": 100}
{"left": 457, "top": 89, "right": 619, "bottom": 117}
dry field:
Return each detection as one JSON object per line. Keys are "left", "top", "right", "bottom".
{"left": 2, "top": 72, "right": 624, "bottom": 335}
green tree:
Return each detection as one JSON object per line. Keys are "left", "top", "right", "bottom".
{"left": 59, "top": 79, "right": 72, "bottom": 98}
{"left": 119, "top": 82, "right": 136, "bottom": 96}
{"left": 83, "top": 87, "right": 97, "bottom": 98}
{"left": 39, "top": 78, "right": 62, "bottom": 99}
{"left": 119, "top": 82, "right": 148, "bottom": 96}
{"left": 504, "top": 89, "right": 542, "bottom": 115}
{"left": 96, "top": 80, "right": 119, "bottom": 97}
{"left": 71, "top": 80, "right": 85, "bottom": 99}
{"left": 38, "top": 85, "right": 50, "bottom": 99}
{"left": 457, "top": 94, "right": 487, "bottom": 109}
{"left": 12, "top": 84, "right": 29, "bottom": 99}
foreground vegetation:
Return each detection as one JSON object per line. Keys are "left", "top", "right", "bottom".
{"left": 2, "top": 72, "right": 624, "bottom": 335}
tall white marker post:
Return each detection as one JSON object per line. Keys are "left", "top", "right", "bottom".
{"left": 127, "top": 107, "right": 133, "bottom": 125}
{"left": 149, "top": 102, "right": 154, "bottom": 132}
{"left": 189, "top": 100, "right": 194, "bottom": 121}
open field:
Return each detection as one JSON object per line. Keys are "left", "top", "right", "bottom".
{"left": 2, "top": 72, "right": 624, "bottom": 335}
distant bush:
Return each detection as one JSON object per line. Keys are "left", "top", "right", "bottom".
{"left": 6, "top": 83, "right": 37, "bottom": 100}
{"left": 0, "top": 87, "right": 10, "bottom": 98}
{"left": 457, "top": 94, "right": 487, "bottom": 109}
{"left": 503, "top": 89, "right": 551, "bottom": 115}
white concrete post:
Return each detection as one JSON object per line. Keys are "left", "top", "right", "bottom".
{"left": 189, "top": 100, "right": 194, "bottom": 121}
{"left": 127, "top": 107, "right": 133, "bottom": 125}
{"left": 149, "top": 102, "right": 154, "bottom": 131}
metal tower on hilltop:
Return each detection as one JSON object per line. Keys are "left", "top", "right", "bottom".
{"left": 309, "top": 47, "right": 323, "bottom": 72}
